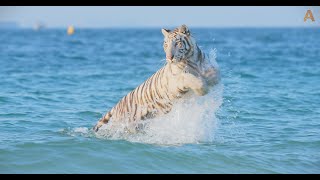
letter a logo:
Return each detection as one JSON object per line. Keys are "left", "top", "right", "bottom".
{"left": 304, "top": 10, "right": 315, "bottom": 22}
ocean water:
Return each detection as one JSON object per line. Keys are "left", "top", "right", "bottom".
{"left": 0, "top": 28, "right": 319, "bottom": 174}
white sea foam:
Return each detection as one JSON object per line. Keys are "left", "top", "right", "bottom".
{"left": 73, "top": 127, "right": 89, "bottom": 134}
{"left": 93, "top": 49, "right": 223, "bottom": 145}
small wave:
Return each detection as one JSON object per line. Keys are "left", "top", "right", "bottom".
{"left": 76, "top": 111, "right": 101, "bottom": 117}
{"left": 57, "top": 53, "right": 88, "bottom": 61}
{"left": 239, "top": 72, "right": 258, "bottom": 79}
{"left": 0, "top": 113, "right": 28, "bottom": 117}
{"left": 0, "top": 96, "right": 10, "bottom": 103}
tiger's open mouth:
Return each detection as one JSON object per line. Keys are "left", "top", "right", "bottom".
{"left": 166, "top": 58, "right": 174, "bottom": 63}
{"left": 167, "top": 58, "right": 181, "bottom": 64}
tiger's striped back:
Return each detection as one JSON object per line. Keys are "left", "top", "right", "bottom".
{"left": 109, "top": 66, "right": 179, "bottom": 122}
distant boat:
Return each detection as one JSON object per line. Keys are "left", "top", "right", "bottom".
{"left": 67, "top": 25, "right": 75, "bottom": 35}
{"left": 34, "top": 22, "right": 46, "bottom": 31}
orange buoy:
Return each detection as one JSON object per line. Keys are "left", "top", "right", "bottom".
{"left": 67, "top": 25, "right": 75, "bottom": 35}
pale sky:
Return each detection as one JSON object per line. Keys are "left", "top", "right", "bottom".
{"left": 0, "top": 6, "right": 319, "bottom": 28}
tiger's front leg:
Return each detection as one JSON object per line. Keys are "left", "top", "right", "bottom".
{"left": 203, "top": 66, "right": 220, "bottom": 87}
{"left": 183, "top": 73, "right": 209, "bottom": 96}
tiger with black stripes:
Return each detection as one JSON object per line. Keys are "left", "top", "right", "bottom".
{"left": 93, "top": 24, "right": 220, "bottom": 132}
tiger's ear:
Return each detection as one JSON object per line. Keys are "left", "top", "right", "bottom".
{"left": 179, "top": 24, "right": 190, "bottom": 36}
{"left": 161, "top": 28, "right": 170, "bottom": 37}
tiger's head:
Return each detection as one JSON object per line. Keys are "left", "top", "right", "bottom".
{"left": 161, "top": 24, "right": 197, "bottom": 64}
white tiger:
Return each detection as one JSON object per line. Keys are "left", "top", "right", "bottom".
{"left": 93, "top": 24, "right": 220, "bottom": 132}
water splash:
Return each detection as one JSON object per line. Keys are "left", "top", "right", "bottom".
{"left": 93, "top": 86, "right": 223, "bottom": 145}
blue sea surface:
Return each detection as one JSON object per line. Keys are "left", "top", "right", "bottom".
{"left": 0, "top": 28, "right": 319, "bottom": 173}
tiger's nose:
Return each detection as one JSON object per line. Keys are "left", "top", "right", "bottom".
{"left": 166, "top": 54, "right": 174, "bottom": 60}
